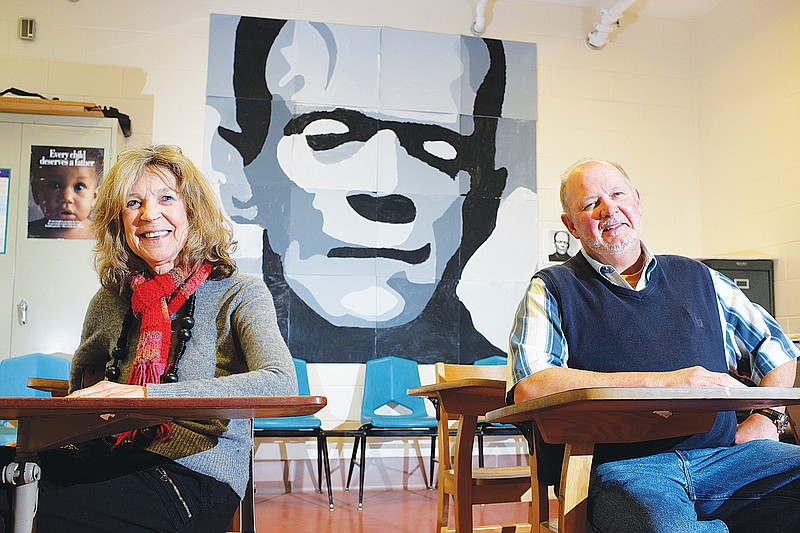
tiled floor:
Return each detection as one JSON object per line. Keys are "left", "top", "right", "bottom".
{"left": 254, "top": 487, "right": 541, "bottom": 532}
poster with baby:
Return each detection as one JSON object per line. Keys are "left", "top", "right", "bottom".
{"left": 28, "top": 145, "right": 104, "bottom": 240}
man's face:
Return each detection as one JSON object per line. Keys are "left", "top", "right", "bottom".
{"left": 554, "top": 232, "right": 569, "bottom": 254}
{"left": 560, "top": 161, "right": 643, "bottom": 267}
{"left": 241, "top": 23, "right": 485, "bottom": 327}
{"left": 33, "top": 167, "right": 98, "bottom": 222}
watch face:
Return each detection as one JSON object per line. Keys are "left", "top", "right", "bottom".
{"left": 776, "top": 413, "right": 790, "bottom": 434}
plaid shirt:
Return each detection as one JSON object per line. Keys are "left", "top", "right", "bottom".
{"left": 508, "top": 244, "right": 799, "bottom": 395}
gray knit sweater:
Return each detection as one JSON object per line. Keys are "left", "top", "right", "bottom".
{"left": 71, "top": 272, "right": 298, "bottom": 498}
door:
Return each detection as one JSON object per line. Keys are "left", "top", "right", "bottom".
{"left": 2, "top": 118, "right": 118, "bottom": 358}
{"left": 0, "top": 122, "right": 22, "bottom": 357}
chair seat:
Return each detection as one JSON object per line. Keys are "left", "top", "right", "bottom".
{"left": 253, "top": 415, "right": 321, "bottom": 431}
{"left": 439, "top": 525, "right": 533, "bottom": 533}
{"left": 541, "top": 519, "right": 559, "bottom": 532}
{"left": 482, "top": 422, "right": 516, "bottom": 429}
{"left": 472, "top": 466, "right": 530, "bottom": 481}
{"left": 479, "top": 421, "right": 522, "bottom": 435}
{"left": 444, "top": 465, "right": 530, "bottom": 483}
{"left": 364, "top": 415, "right": 436, "bottom": 429}
{"left": 442, "top": 467, "right": 531, "bottom": 505}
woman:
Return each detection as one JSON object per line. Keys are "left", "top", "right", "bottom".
{"left": 4, "top": 145, "right": 297, "bottom": 532}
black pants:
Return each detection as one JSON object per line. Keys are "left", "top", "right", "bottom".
{"left": 0, "top": 441, "right": 239, "bottom": 533}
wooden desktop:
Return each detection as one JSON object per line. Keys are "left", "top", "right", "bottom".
{"left": 0, "top": 394, "right": 326, "bottom": 533}
{"left": 486, "top": 386, "right": 800, "bottom": 533}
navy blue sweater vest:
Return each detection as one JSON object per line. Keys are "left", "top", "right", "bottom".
{"left": 537, "top": 253, "right": 736, "bottom": 463}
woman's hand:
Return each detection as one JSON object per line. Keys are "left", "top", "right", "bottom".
{"left": 68, "top": 381, "right": 146, "bottom": 398}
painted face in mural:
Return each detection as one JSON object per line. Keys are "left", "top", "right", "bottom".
{"left": 273, "top": 110, "right": 466, "bottom": 326}
{"left": 219, "top": 21, "right": 503, "bottom": 328}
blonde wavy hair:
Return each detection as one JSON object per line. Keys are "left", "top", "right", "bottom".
{"left": 91, "top": 144, "right": 237, "bottom": 293}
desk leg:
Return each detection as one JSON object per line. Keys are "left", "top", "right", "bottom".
{"left": 2, "top": 457, "right": 40, "bottom": 533}
{"left": 558, "top": 442, "right": 593, "bottom": 533}
{"left": 453, "top": 415, "right": 477, "bottom": 533}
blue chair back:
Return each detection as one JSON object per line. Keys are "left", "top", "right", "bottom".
{"left": 253, "top": 357, "right": 320, "bottom": 430}
{"left": 0, "top": 353, "right": 70, "bottom": 398}
{"left": 0, "top": 353, "right": 71, "bottom": 445}
{"left": 361, "top": 356, "right": 429, "bottom": 423}
{"left": 294, "top": 357, "right": 311, "bottom": 396}
{"left": 473, "top": 355, "right": 508, "bottom": 366}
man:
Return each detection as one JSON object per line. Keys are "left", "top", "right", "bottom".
{"left": 547, "top": 230, "right": 572, "bottom": 262}
{"left": 207, "top": 16, "right": 536, "bottom": 362}
{"left": 508, "top": 158, "right": 800, "bottom": 531}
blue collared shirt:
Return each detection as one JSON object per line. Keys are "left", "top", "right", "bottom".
{"left": 508, "top": 245, "right": 799, "bottom": 394}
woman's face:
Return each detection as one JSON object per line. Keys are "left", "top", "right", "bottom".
{"left": 121, "top": 167, "right": 189, "bottom": 275}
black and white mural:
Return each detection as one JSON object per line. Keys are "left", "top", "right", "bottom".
{"left": 204, "top": 15, "right": 538, "bottom": 363}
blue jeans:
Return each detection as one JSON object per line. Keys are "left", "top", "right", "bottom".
{"left": 589, "top": 440, "right": 800, "bottom": 533}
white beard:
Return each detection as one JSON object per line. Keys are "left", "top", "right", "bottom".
{"left": 588, "top": 228, "right": 640, "bottom": 257}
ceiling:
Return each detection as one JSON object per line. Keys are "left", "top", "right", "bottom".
{"left": 536, "top": 0, "right": 725, "bottom": 21}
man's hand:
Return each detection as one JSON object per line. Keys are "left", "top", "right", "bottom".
{"left": 661, "top": 366, "right": 747, "bottom": 388}
{"left": 68, "top": 381, "right": 146, "bottom": 398}
{"left": 514, "top": 365, "right": 748, "bottom": 403}
{"left": 735, "top": 412, "right": 779, "bottom": 444}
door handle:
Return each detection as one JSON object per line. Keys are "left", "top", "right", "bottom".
{"left": 18, "top": 299, "right": 28, "bottom": 325}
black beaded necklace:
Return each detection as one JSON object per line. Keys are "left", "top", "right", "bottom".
{"left": 105, "top": 294, "right": 196, "bottom": 384}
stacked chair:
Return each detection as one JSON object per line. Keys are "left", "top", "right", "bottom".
{"left": 252, "top": 357, "right": 333, "bottom": 510}
{"left": 0, "top": 353, "right": 71, "bottom": 445}
{"left": 345, "top": 356, "right": 437, "bottom": 510}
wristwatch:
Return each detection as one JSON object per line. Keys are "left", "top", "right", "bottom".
{"left": 751, "top": 408, "right": 790, "bottom": 435}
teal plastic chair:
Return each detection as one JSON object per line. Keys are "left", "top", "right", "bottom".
{"left": 253, "top": 358, "right": 333, "bottom": 510}
{"left": 473, "top": 355, "right": 509, "bottom": 367}
{"left": 472, "top": 355, "right": 521, "bottom": 467}
{"left": 345, "top": 356, "right": 437, "bottom": 510}
{"left": 0, "top": 353, "right": 71, "bottom": 445}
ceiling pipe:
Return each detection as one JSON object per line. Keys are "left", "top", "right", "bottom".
{"left": 471, "top": 0, "right": 491, "bottom": 36}
{"left": 587, "top": 0, "right": 638, "bottom": 50}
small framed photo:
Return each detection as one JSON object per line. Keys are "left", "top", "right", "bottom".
{"left": 542, "top": 227, "right": 578, "bottom": 266}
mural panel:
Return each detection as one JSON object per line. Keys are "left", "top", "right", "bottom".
{"left": 204, "top": 16, "right": 538, "bottom": 363}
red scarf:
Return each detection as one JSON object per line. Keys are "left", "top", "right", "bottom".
{"left": 116, "top": 261, "right": 212, "bottom": 446}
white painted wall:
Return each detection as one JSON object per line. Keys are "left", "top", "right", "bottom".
{"left": 693, "top": 0, "right": 800, "bottom": 333}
